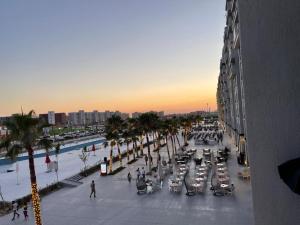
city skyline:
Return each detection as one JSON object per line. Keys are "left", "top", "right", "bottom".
{"left": 0, "top": 0, "right": 225, "bottom": 116}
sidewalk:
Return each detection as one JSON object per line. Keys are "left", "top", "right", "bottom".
{"left": 0, "top": 135, "right": 254, "bottom": 225}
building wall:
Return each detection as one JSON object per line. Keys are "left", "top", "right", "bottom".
{"left": 238, "top": 0, "right": 300, "bottom": 224}
{"left": 48, "top": 111, "right": 55, "bottom": 125}
{"left": 55, "top": 113, "right": 67, "bottom": 125}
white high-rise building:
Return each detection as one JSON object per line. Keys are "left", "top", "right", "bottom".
{"left": 48, "top": 111, "right": 55, "bottom": 125}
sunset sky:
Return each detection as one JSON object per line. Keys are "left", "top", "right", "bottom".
{"left": 0, "top": 0, "right": 225, "bottom": 116}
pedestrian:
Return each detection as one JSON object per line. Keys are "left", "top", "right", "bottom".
{"left": 158, "top": 153, "right": 161, "bottom": 162}
{"left": 150, "top": 155, "right": 153, "bottom": 165}
{"left": 141, "top": 167, "right": 146, "bottom": 180}
{"left": 11, "top": 201, "right": 20, "bottom": 221}
{"left": 144, "top": 154, "right": 148, "bottom": 166}
{"left": 23, "top": 203, "right": 28, "bottom": 221}
{"left": 127, "top": 172, "right": 132, "bottom": 183}
{"left": 89, "top": 180, "right": 96, "bottom": 198}
{"left": 136, "top": 168, "right": 141, "bottom": 180}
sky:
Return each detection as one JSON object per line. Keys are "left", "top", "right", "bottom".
{"left": 0, "top": 0, "right": 225, "bottom": 116}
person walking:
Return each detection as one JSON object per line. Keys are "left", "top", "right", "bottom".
{"left": 150, "top": 155, "right": 153, "bottom": 166}
{"left": 136, "top": 168, "right": 141, "bottom": 180}
{"left": 144, "top": 155, "right": 148, "bottom": 166}
{"left": 23, "top": 203, "right": 28, "bottom": 221}
{"left": 141, "top": 167, "right": 146, "bottom": 180}
{"left": 11, "top": 201, "right": 20, "bottom": 221}
{"left": 127, "top": 172, "right": 132, "bottom": 183}
{"left": 89, "top": 180, "right": 96, "bottom": 198}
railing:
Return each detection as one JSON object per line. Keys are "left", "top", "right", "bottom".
{"left": 233, "top": 24, "right": 240, "bottom": 48}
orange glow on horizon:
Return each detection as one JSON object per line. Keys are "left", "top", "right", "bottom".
{"left": 0, "top": 77, "right": 217, "bottom": 116}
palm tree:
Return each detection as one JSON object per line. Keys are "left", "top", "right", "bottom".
{"left": 104, "top": 132, "right": 117, "bottom": 173}
{"left": 161, "top": 120, "right": 171, "bottom": 162}
{"left": 180, "top": 116, "right": 193, "bottom": 146}
{"left": 105, "top": 115, "right": 123, "bottom": 168}
{"left": 138, "top": 112, "right": 159, "bottom": 173}
{"left": 3, "top": 110, "right": 47, "bottom": 225}
{"left": 127, "top": 118, "right": 139, "bottom": 158}
{"left": 122, "top": 125, "right": 132, "bottom": 163}
{"left": 170, "top": 118, "right": 181, "bottom": 149}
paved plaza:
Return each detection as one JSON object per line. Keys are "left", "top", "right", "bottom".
{"left": 0, "top": 135, "right": 254, "bottom": 225}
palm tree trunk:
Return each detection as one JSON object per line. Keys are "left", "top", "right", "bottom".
{"left": 170, "top": 135, "right": 175, "bottom": 155}
{"left": 146, "top": 134, "right": 152, "bottom": 174}
{"left": 139, "top": 136, "right": 144, "bottom": 156}
{"left": 126, "top": 142, "right": 130, "bottom": 163}
{"left": 172, "top": 136, "right": 177, "bottom": 153}
{"left": 175, "top": 135, "right": 181, "bottom": 148}
{"left": 132, "top": 141, "right": 136, "bottom": 159}
{"left": 157, "top": 132, "right": 161, "bottom": 149}
{"left": 109, "top": 146, "right": 113, "bottom": 173}
{"left": 152, "top": 132, "right": 156, "bottom": 149}
{"left": 165, "top": 136, "right": 171, "bottom": 162}
{"left": 28, "top": 146, "right": 43, "bottom": 225}
{"left": 117, "top": 143, "right": 122, "bottom": 167}
{"left": 184, "top": 129, "right": 188, "bottom": 145}
{"left": 134, "top": 140, "right": 138, "bottom": 157}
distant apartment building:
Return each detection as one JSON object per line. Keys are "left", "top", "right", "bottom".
{"left": 217, "top": 1, "right": 300, "bottom": 225}
{"left": 48, "top": 111, "right": 55, "bottom": 125}
{"left": 39, "top": 114, "right": 48, "bottom": 124}
{"left": 55, "top": 113, "right": 67, "bottom": 125}
{"left": 98, "top": 112, "right": 106, "bottom": 123}
{"left": 39, "top": 112, "right": 67, "bottom": 126}
{"left": 78, "top": 110, "right": 85, "bottom": 125}
{"left": 68, "top": 110, "right": 85, "bottom": 126}
{"left": 67, "top": 110, "right": 129, "bottom": 125}
{"left": 0, "top": 116, "right": 11, "bottom": 125}
{"left": 68, "top": 112, "right": 79, "bottom": 126}
{"left": 132, "top": 112, "right": 142, "bottom": 118}
{"left": 0, "top": 126, "right": 8, "bottom": 138}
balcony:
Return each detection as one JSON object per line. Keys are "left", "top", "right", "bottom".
{"left": 231, "top": 0, "right": 236, "bottom": 12}
{"left": 233, "top": 23, "right": 240, "bottom": 49}
{"left": 229, "top": 49, "right": 240, "bottom": 80}
{"left": 226, "top": 10, "right": 233, "bottom": 26}
{"left": 232, "top": 4, "right": 239, "bottom": 25}
{"left": 226, "top": 0, "right": 233, "bottom": 12}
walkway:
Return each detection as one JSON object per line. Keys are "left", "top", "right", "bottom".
{"left": 0, "top": 134, "right": 254, "bottom": 225}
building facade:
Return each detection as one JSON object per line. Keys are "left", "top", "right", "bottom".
{"left": 48, "top": 111, "right": 55, "bottom": 125}
{"left": 217, "top": 0, "right": 247, "bottom": 166}
{"left": 217, "top": 1, "right": 300, "bottom": 225}
{"left": 68, "top": 110, "right": 129, "bottom": 126}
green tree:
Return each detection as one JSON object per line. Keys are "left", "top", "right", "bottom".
{"left": 104, "top": 132, "right": 117, "bottom": 173}
{"left": 138, "top": 113, "right": 159, "bottom": 173}
{"left": 105, "top": 115, "right": 124, "bottom": 168}
{"left": 3, "top": 110, "right": 47, "bottom": 225}
{"left": 122, "top": 125, "right": 132, "bottom": 163}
